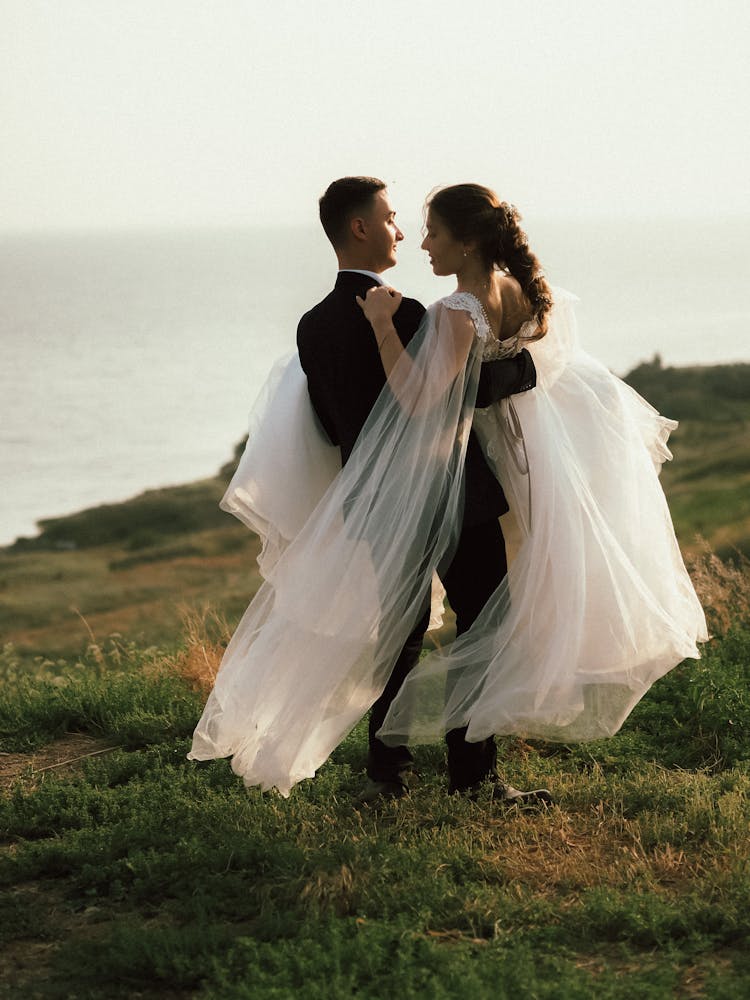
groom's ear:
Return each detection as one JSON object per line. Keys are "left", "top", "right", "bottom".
{"left": 350, "top": 216, "right": 368, "bottom": 243}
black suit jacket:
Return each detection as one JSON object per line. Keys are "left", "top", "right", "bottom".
{"left": 297, "top": 271, "right": 536, "bottom": 526}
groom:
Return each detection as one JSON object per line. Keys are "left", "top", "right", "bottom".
{"left": 297, "top": 176, "right": 550, "bottom": 805}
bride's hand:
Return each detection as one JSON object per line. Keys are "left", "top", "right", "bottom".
{"left": 356, "top": 286, "right": 403, "bottom": 328}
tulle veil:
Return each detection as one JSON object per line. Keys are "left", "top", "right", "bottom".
{"left": 188, "top": 299, "right": 486, "bottom": 794}
{"left": 189, "top": 289, "right": 707, "bottom": 795}
{"left": 380, "top": 291, "right": 707, "bottom": 746}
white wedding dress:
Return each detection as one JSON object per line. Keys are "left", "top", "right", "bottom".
{"left": 188, "top": 289, "right": 707, "bottom": 794}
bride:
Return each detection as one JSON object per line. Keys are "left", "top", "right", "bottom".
{"left": 188, "top": 183, "right": 707, "bottom": 796}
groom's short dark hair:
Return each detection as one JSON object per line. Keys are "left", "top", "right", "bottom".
{"left": 319, "top": 176, "right": 386, "bottom": 248}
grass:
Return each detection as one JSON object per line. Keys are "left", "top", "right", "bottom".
{"left": 1, "top": 558, "right": 749, "bottom": 998}
{"left": 1, "top": 364, "right": 749, "bottom": 996}
{"left": 0, "top": 518, "right": 261, "bottom": 663}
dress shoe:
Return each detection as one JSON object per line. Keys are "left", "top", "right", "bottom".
{"left": 357, "top": 777, "right": 409, "bottom": 804}
{"left": 455, "top": 776, "right": 554, "bottom": 807}
{"left": 489, "top": 779, "right": 554, "bottom": 807}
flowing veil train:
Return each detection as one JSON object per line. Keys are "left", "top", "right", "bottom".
{"left": 379, "top": 290, "right": 707, "bottom": 746}
{"left": 189, "top": 289, "right": 707, "bottom": 794}
{"left": 188, "top": 298, "right": 485, "bottom": 794}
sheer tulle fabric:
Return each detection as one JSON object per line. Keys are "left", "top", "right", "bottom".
{"left": 188, "top": 289, "right": 707, "bottom": 794}
{"left": 188, "top": 303, "right": 481, "bottom": 795}
{"left": 218, "top": 354, "right": 341, "bottom": 576}
{"left": 379, "top": 292, "right": 707, "bottom": 745}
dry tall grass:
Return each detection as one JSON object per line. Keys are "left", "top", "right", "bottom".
{"left": 686, "top": 541, "right": 750, "bottom": 636}
{"left": 168, "top": 604, "right": 232, "bottom": 693}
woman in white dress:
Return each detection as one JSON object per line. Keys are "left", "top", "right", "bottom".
{"left": 358, "top": 184, "right": 707, "bottom": 750}
{"left": 189, "top": 184, "right": 707, "bottom": 796}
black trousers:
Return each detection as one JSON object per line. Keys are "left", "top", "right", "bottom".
{"left": 367, "top": 517, "right": 508, "bottom": 788}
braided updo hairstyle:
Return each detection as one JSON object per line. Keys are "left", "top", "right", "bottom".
{"left": 427, "top": 184, "right": 553, "bottom": 337}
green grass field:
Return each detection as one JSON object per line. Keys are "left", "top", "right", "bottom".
{"left": 1, "top": 362, "right": 749, "bottom": 997}
{"left": 1, "top": 553, "right": 749, "bottom": 998}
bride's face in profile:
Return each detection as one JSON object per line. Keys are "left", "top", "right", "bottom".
{"left": 421, "top": 210, "right": 467, "bottom": 277}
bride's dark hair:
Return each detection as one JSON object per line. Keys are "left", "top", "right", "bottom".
{"left": 427, "top": 184, "right": 553, "bottom": 337}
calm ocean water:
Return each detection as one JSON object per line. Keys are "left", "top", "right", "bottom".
{"left": 2, "top": 218, "right": 749, "bottom": 546}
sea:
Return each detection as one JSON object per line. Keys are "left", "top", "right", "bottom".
{"left": 2, "top": 217, "right": 749, "bottom": 547}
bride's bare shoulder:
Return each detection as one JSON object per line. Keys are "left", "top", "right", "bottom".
{"left": 497, "top": 272, "right": 526, "bottom": 306}
{"left": 497, "top": 274, "right": 533, "bottom": 336}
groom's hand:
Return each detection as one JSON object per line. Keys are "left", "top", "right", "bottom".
{"left": 356, "top": 285, "right": 403, "bottom": 325}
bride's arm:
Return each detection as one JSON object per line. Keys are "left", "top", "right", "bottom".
{"left": 355, "top": 286, "right": 409, "bottom": 378}
{"left": 357, "top": 286, "right": 475, "bottom": 396}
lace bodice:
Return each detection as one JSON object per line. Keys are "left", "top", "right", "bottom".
{"left": 443, "top": 291, "right": 537, "bottom": 360}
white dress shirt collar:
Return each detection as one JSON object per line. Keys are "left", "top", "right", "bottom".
{"left": 338, "top": 269, "right": 384, "bottom": 284}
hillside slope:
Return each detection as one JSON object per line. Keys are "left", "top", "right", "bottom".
{"left": 2, "top": 363, "right": 747, "bottom": 660}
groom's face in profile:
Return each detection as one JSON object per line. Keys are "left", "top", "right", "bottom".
{"left": 361, "top": 190, "right": 404, "bottom": 273}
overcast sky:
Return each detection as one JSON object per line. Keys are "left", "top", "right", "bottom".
{"left": 3, "top": 0, "right": 749, "bottom": 232}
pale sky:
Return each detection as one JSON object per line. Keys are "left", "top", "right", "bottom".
{"left": 2, "top": 0, "right": 749, "bottom": 232}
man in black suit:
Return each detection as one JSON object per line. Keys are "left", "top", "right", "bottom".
{"left": 298, "top": 177, "right": 550, "bottom": 805}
